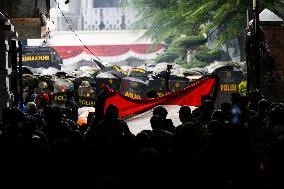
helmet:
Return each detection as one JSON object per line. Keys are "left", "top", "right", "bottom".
{"left": 35, "top": 93, "right": 50, "bottom": 108}
{"left": 81, "top": 80, "right": 90, "bottom": 86}
{"left": 38, "top": 81, "right": 48, "bottom": 89}
{"left": 26, "top": 102, "right": 37, "bottom": 111}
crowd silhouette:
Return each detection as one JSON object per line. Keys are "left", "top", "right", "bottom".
{"left": 0, "top": 90, "right": 284, "bottom": 188}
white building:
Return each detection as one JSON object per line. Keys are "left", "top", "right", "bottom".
{"left": 43, "top": 0, "right": 162, "bottom": 68}
{"left": 50, "top": 0, "right": 137, "bottom": 31}
{"left": 81, "top": 7, "right": 136, "bottom": 31}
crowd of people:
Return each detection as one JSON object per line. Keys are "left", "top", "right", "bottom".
{"left": 0, "top": 89, "right": 284, "bottom": 189}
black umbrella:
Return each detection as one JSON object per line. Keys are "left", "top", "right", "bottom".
{"left": 107, "top": 65, "right": 128, "bottom": 79}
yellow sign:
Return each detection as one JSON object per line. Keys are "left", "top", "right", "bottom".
{"left": 78, "top": 99, "right": 96, "bottom": 107}
{"left": 54, "top": 95, "right": 67, "bottom": 101}
{"left": 220, "top": 84, "right": 237, "bottom": 92}
{"left": 131, "top": 68, "right": 146, "bottom": 73}
{"left": 124, "top": 92, "right": 141, "bottom": 99}
{"left": 112, "top": 66, "right": 128, "bottom": 75}
{"left": 17, "top": 55, "right": 50, "bottom": 62}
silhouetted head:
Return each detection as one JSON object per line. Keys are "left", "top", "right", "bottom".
{"left": 26, "top": 102, "right": 37, "bottom": 113}
{"left": 179, "top": 106, "right": 191, "bottom": 124}
{"left": 105, "top": 104, "right": 119, "bottom": 119}
{"left": 211, "top": 109, "right": 225, "bottom": 123}
{"left": 153, "top": 106, "right": 168, "bottom": 119}
{"left": 136, "top": 131, "right": 151, "bottom": 148}
{"left": 231, "top": 91, "right": 241, "bottom": 105}
{"left": 258, "top": 99, "right": 269, "bottom": 113}
{"left": 150, "top": 115, "right": 163, "bottom": 131}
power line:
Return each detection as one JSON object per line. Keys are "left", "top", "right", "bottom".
{"left": 54, "top": 0, "right": 103, "bottom": 68}
{"left": 174, "top": 13, "right": 233, "bottom": 65}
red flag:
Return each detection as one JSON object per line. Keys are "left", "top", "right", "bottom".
{"left": 104, "top": 75, "right": 218, "bottom": 118}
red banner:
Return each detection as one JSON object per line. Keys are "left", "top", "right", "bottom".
{"left": 51, "top": 44, "right": 165, "bottom": 59}
{"left": 104, "top": 75, "right": 218, "bottom": 118}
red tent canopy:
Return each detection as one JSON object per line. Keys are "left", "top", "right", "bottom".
{"left": 51, "top": 44, "right": 165, "bottom": 61}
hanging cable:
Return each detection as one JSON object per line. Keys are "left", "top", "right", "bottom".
{"left": 54, "top": 0, "right": 103, "bottom": 69}
{"left": 174, "top": 18, "right": 229, "bottom": 66}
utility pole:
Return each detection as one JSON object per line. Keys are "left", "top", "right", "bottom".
{"left": 253, "top": 0, "right": 260, "bottom": 90}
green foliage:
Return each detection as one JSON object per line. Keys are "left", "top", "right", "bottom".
{"left": 126, "top": 0, "right": 282, "bottom": 47}
{"left": 155, "top": 49, "right": 180, "bottom": 63}
{"left": 125, "top": 0, "right": 283, "bottom": 67}
{"left": 181, "top": 60, "right": 209, "bottom": 69}
{"left": 194, "top": 46, "right": 231, "bottom": 63}
{"left": 174, "top": 36, "right": 207, "bottom": 50}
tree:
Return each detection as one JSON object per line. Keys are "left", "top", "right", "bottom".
{"left": 125, "top": 0, "right": 283, "bottom": 63}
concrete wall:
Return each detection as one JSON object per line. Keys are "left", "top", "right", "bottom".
{"left": 0, "top": 13, "right": 16, "bottom": 118}
{"left": 10, "top": 18, "right": 42, "bottom": 39}
{"left": 1, "top": 0, "right": 49, "bottom": 39}
{"left": 0, "top": 0, "right": 49, "bottom": 17}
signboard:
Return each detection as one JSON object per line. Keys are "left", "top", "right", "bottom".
{"left": 123, "top": 91, "right": 141, "bottom": 99}
{"left": 18, "top": 55, "right": 50, "bottom": 62}
{"left": 78, "top": 97, "right": 96, "bottom": 107}
{"left": 212, "top": 66, "right": 246, "bottom": 107}
{"left": 19, "top": 46, "right": 62, "bottom": 69}
{"left": 52, "top": 93, "right": 67, "bottom": 106}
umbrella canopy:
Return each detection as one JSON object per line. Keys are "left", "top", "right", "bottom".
{"left": 107, "top": 65, "right": 128, "bottom": 79}
{"left": 96, "top": 72, "right": 121, "bottom": 91}
{"left": 22, "top": 66, "right": 40, "bottom": 75}
{"left": 96, "top": 72, "right": 118, "bottom": 79}
{"left": 127, "top": 67, "right": 148, "bottom": 82}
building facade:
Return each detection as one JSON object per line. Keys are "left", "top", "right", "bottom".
{"left": 50, "top": 0, "right": 137, "bottom": 31}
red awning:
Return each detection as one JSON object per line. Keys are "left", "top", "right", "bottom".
{"left": 51, "top": 44, "right": 165, "bottom": 59}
